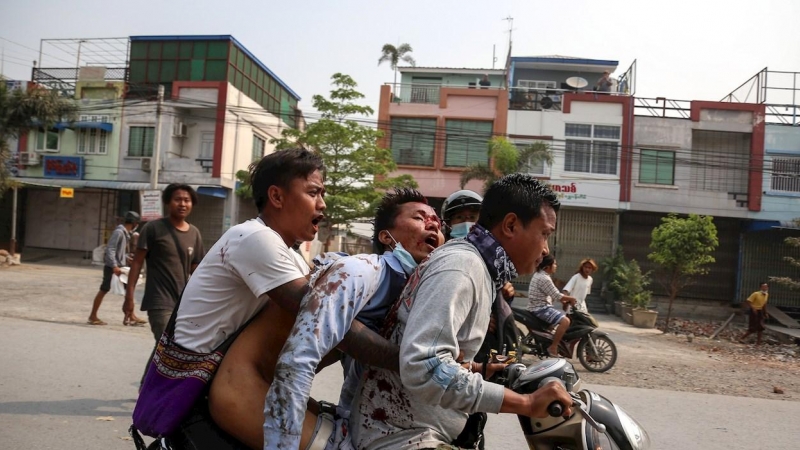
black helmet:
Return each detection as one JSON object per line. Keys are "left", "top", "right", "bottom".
{"left": 441, "top": 190, "right": 483, "bottom": 223}
{"left": 124, "top": 211, "right": 141, "bottom": 224}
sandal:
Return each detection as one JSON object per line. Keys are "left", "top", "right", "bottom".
{"left": 87, "top": 319, "right": 107, "bottom": 326}
{"left": 124, "top": 318, "right": 147, "bottom": 327}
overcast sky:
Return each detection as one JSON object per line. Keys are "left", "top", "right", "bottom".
{"left": 2, "top": 0, "right": 799, "bottom": 113}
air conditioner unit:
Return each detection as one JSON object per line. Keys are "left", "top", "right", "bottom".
{"left": 173, "top": 122, "right": 188, "bottom": 138}
{"left": 140, "top": 158, "right": 152, "bottom": 171}
{"left": 19, "top": 152, "right": 41, "bottom": 166}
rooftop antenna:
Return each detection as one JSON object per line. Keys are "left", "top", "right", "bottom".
{"left": 492, "top": 44, "right": 497, "bottom": 69}
{"left": 503, "top": 16, "right": 515, "bottom": 54}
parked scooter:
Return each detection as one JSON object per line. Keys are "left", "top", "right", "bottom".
{"left": 512, "top": 307, "right": 617, "bottom": 372}
{"left": 496, "top": 358, "right": 650, "bottom": 449}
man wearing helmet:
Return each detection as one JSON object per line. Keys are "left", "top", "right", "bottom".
{"left": 442, "top": 190, "right": 515, "bottom": 301}
{"left": 88, "top": 211, "right": 144, "bottom": 326}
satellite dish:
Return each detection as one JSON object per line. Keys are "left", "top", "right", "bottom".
{"left": 540, "top": 96, "right": 554, "bottom": 109}
{"left": 566, "top": 76, "right": 589, "bottom": 89}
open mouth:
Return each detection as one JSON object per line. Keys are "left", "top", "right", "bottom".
{"left": 311, "top": 214, "right": 324, "bottom": 231}
{"left": 424, "top": 234, "right": 439, "bottom": 250}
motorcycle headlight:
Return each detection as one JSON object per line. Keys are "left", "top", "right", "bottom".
{"left": 614, "top": 404, "right": 651, "bottom": 450}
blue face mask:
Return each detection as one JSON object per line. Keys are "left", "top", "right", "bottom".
{"left": 449, "top": 222, "right": 475, "bottom": 239}
{"left": 386, "top": 232, "right": 418, "bottom": 275}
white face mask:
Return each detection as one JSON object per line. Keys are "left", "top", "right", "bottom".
{"left": 385, "top": 231, "right": 418, "bottom": 275}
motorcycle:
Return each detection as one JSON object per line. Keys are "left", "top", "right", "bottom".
{"left": 512, "top": 307, "right": 617, "bottom": 373}
{"left": 496, "top": 358, "right": 650, "bottom": 450}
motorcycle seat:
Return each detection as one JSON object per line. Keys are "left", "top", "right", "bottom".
{"left": 511, "top": 306, "right": 554, "bottom": 332}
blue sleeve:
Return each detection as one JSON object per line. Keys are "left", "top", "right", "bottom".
{"left": 262, "top": 255, "right": 384, "bottom": 449}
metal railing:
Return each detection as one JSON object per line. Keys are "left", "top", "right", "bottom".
{"left": 722, "top": 68, "right": 799, "bottom": 126}
{"left": 634, "top": 97, "right": 692, "bottom": 119}
{"left": 386, "top": 82, "right": 504, "bottom": 104}
{"left": 509, "top": 87, "right": 631, "bottom": 111}
{"left": 31, "top": 67, "right": 128, "bottom": 98}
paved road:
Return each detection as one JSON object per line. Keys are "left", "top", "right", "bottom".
{"left": 2, "top": 264, "right": 799, "bottom": 449}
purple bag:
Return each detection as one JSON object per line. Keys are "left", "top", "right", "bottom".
{"left": 132, "top": 329, "right": 224, "bottom": 437}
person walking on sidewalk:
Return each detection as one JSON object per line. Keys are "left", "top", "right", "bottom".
{"left": 739, "top": 282, "right": 770, "bottom": 345}
{"left": 88, "top": 211, "right": 144, "bottom": 326}
{"left": 124, "top": 184, "right": 205, "bottom": 341}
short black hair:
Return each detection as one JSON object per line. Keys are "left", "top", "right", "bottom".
{"left": 477, "top": 173, "right": 560, "bottom": 230}
{"left": 162, "top": 183, "right": 198, "bottom": 206}
{"left": 538, "top": 254, "right": 556, "bottom": 271}
{"left": 372, "top": 188, "right": 428, "bottom": 254}
{"left": 250, "top": 148, "right": 325, "bottom": 212}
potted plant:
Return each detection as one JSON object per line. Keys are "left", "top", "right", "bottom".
{"left": 611, "top": 259, "right": 652, "bottom": 326}
{"left": 631, "top": 290, "right": 658, "bottom": 329}
{"left": 601, "top": 247, "right": 627, "bottom": 317}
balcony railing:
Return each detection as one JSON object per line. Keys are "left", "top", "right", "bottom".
{"left": 509, "top": 87, "right": 632, "bottom": 111}
{"left": 386, "top": 83, "right": 504, "bottom": 104}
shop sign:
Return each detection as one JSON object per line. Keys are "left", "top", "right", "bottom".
{"left": 140, "top": 190, "right": 163, "bottom": 221}
{"left": 43, "top": 156, "right": 84, "bottom": 180}
{"left": 546, "top": 180, "right": 620, "bottom": 209}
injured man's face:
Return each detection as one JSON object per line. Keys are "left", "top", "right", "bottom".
{"left": 385, "top": 202, "right": 442, "bottom": 263}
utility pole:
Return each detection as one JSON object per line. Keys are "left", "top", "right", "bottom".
{"left": 150, "top": 85, "right": 165, "bottom": 189}
{"left": 76, "top": 39, "right": 85, "bottom": 69}
{"left": 10, "top": 185, "right": 18, "bottom": 255}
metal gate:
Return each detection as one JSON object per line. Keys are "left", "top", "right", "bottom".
{"left": 740, "top": 229, "right": 800, "bottom": 307}
{"left": 619, "top": 212, "right": 740, "bottom": 301}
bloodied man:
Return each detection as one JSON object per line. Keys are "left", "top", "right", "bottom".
{"left": 350, "top": 174, "right": 574, "bottom": 450}
{"left": 219, "top": 188, "right": 443, "bottom": 449}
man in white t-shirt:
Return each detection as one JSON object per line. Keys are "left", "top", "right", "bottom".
{"left": 561, "top": 258, "right": 598, "bottom": 313}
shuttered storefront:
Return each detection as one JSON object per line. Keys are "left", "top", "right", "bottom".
{"left": 619, "top": 211, "right": 740, "bottom": 301}
{"left": 513, "top": 208, "right": 616, "bottom": 292}
{"left": 24, "top": 188, "right": 109, "bottom": 252}
{"left": 740, "top": 229, "right": 800, "bottom": 307}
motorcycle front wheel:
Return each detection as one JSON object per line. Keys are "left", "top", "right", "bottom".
{"left": 577, "top": 335, "right": 617, "bottom": 373}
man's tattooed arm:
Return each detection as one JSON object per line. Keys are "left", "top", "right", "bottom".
{"left": 338, "top": 320, "right": 400, "bottom": 372}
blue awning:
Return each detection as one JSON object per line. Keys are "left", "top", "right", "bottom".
{"left": 197, "top": 186, "right": 228, "bottom": 198}
{"left": 54, "top": 121, "right": 113, "bottom": 132}
{"left": 743, "top": 220, "right": 781, "bottom": 232}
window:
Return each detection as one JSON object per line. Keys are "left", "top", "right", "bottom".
{"left": 564, "top": 123, "right": 620, "bottom": 175}
{"left": 199, "top": 132, "right": 214, "bottom": 160}
{"left": 252, "top": 134, "right": 266, "bottom": 163}
{"left": 77, "top": 129, "right": 109, "bottom": 155}
{"left": 639, "top": 150, "right": 675, "bottom": 185}
{"left": 35, "top": 129, "right": 59, "bottom": 152}
{"left": 517, "top": 80, "right": 557, "bottom": 90}
{"left": 128, "top": 126, "right": 155, "bottom": 157}
{"left": 389, "top": 118, "right": 436, "bottom": 166}
{"left": 771, "top": 157, "right": 800, "bottom": 192}
{"left": 445, "top": 120, "right": 493, "bottom": 167}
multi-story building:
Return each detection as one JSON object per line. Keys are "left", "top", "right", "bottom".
{"left": 12, "top": 67, "right": 132, "bottom": 253}
{"left": 377, "top": 66, "right": 508, "bottom": 210}
{"left": 621, "top": 70, "right": 800, "bottom": 313}
{"left": 378, "top": 57, "right": 800, "bottom": 317}
{"left": 506, "top": 55, "right": 634, "bottom": 289}
{"left": 7, "top": 35, "right": 302, "bottom": 254}
{"left": 121, "top": 35, "right": 302, "bottom": 249}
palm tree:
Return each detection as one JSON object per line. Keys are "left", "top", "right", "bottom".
{"left": 460, "top": 137, "right": 554, "bottom": 192}
{"left": 378, "top": 43, "right": 416, "bottom": 88}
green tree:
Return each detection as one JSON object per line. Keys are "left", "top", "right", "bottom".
{"left": 647, "top": 213, "right": 718, "bottom": 331}
{"left": 272, "top": 73, "right": 416, "bottom": 250}
{"left": 0, "top": 81, "right": 77, "bottom": 193}
{"left": 769, "top": 218, "right": 800, "bottom": 289}
{"left": 459, "top": 137, "right": 553, "bottom": 192}
{"left": 378, "top": 43, "right": 416, "bottom": 87}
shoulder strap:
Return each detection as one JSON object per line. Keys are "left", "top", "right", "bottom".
{"left": 162, "top": 218, "right": 188, "bottom": 285}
